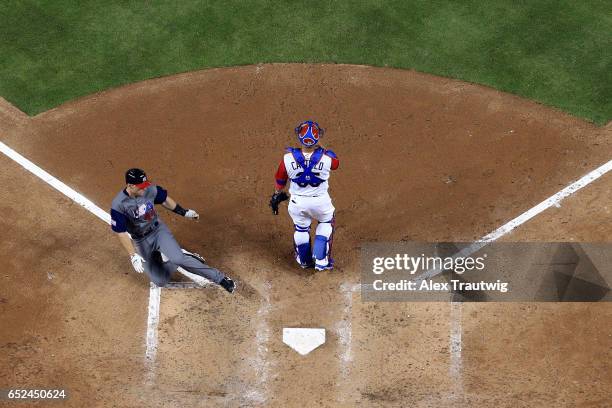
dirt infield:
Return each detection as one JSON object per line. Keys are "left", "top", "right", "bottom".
{"left": 0, "top": 64, "right": 610, "bottom": 407}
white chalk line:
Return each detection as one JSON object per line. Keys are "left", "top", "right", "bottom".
{"left": 0, "top": 140, "right": 211, "bottom": 384}
{"left": 448, "top": 301, "right": 463, "bottom": 397}
{"left": 335, "top": 282, "right": 355, "bottom": 403}
{"left": 144, "top": 283, "right": 161, "bottom": 385}
{"left": 243, "top": 280, "right": 272, "bottom": 405}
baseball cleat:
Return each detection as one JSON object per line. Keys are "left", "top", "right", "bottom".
{"left": 298, "top": 260, "right": 315, "bottom": 269}
{"left": 220, "top": 276, "right": 236, "bottom": 293}
{"left": 314, "top": 259, "right": 334, "bottom": 271}
{"left": 181, "top": 248, "right": 206, "bottom": 263}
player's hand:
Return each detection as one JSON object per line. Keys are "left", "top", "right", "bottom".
{"left": 130, "top": 253, "right": 145, "bottom": 273}
{"left": 269, "top": 191, "right": 289, "bottom": 215}
{"left": 185, "top": 209, "right": 199, "bottom": 219}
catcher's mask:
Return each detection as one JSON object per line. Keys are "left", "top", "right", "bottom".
{"left": 295, "top": 120, "right": 324, "bottom": 147}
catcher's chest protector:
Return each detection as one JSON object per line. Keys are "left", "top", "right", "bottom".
{"left": 283, "top": 148, "right": 334, "bottom": 197}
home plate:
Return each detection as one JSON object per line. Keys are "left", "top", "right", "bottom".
{"left": 283, "top": 328, "right": 326, "bottom": 355}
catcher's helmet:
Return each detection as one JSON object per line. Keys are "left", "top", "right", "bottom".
{"left": 295, "top": 120, "right": 324, "bottom": 147}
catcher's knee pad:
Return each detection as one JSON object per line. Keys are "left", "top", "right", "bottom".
{"left": 294, "top": 224, "right": 310, "bottom": 245}
{"left": 313, "top": 220, "right": 334, "bottom": 268}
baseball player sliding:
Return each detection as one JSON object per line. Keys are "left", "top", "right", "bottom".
{"left": 270, "top": 120, "right": 339, "bottom": 271}
{"left": 110, "top": 168, "right": 235, "bottom": 292}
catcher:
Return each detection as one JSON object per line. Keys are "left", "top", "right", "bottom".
{"left": 270, "top": 120, "right": 339, "bottom": 271}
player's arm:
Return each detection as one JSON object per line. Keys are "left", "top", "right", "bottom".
{"left": 325, "top": 150, "right": 339, "bottom": 170}
{"left": 111, "top": 208, "right": 145, "bottom": 273}
{"left": 270, "top": 159, "right": 289, "bottom": 214}
{"left": 161, "top": 195, "right": 178, "bottom": 211}
{"left": 111, "top": 209, "right": 134, "bottom": 254}
{"left": 118, "top": 232, "right": 146, "bottom": 274}
{"left": 117, "top": 231, "right": 137, "bottom": 256}
{"left": 156, "top": 186, "right": 199, "bottom": 219}
{"left": 274, "top": 159, "right": 289, "bottom": 192}
{"left": 162, "top": 195, "right": 198, "bottom": 219}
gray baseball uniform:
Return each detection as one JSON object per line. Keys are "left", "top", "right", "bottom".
{"left": 110, "top": 185, "right": 225, "bottom": 287}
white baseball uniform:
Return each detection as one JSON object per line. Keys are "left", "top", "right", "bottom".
{"left": 275, "top": 147, "right": 339, "bottom": 270}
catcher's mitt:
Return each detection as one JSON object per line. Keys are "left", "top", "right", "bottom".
{"left": 269, "top": 191, "right": 289, "bottom": 215}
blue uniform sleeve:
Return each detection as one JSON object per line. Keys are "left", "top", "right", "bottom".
{"left": 110, "top": 209, "right": 128, "bottom": 233}
{"left": 154, "top": 185, "right": 168, "bottom": 204}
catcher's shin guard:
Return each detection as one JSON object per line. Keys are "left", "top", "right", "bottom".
{"left": 313, "top": 219, "right": 334, "bottom": 270}
{"left": 294, "top": 224, "right": 314, "bottom": 268}
{"left": 295, "top": 243, "right": 314, "bottom": 268}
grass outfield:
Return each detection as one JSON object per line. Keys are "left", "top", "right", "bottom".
{"left": 1, "top": 1, "right": 610, "bottom": 124}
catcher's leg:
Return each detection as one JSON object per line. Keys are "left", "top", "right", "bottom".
{"left": 311, "top": 196, "right": 336, "bottom": 271}
{"left": 288, "top": 198, "right": 314, "bottom": 268}
{"left": 293, "top": 224, "right": 314, "bottom": 268}
{"left": 313, "top": 218, "right": 335, "bottom": 271}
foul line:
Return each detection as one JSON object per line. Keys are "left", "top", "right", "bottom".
{"left": 0, "top": 140, "right": 210, "bottom": 384}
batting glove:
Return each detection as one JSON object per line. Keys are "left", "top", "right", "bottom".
{"left": 130, "top": 253, "right": 146, "bottom": 274}
{"left": 185, "top": 209, "right": 199, "bottom": 219}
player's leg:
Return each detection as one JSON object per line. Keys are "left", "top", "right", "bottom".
{"left": 293, "top": 224, "right": 314, "bottom": 268}
{"left": 134, "top": 238, "right": 172, "bottom": 287}
{"left": 311, "top": 197, "right": 336, "bottom": 271}
{"left": 313, "top": 219, "right": 335, "bottom": 270}
{"left": 154, "top": 251, "right": 182, "bottom": 282}
{"left": 148, "top": 255, "right": 175, "bottom": 287}
{"left": 155, "top": 224, "right": 234, "bottom": 292}
{"left": 288, "top": 197, "right": 314, "bottom": 268}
